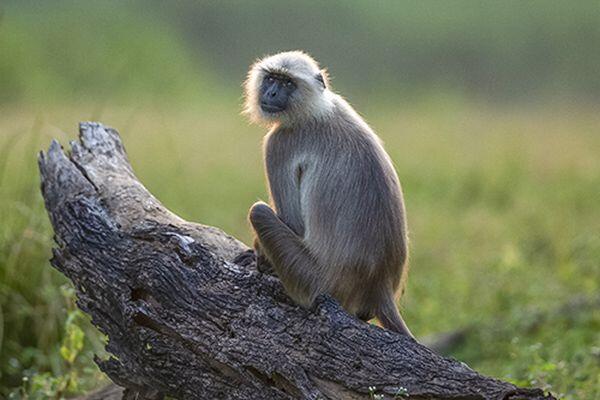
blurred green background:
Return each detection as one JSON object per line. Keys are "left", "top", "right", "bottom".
{"left": 1, "top": 1, "right": 599, "bottom": 398}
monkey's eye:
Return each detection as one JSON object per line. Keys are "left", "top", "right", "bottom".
{"left": 266, "top": 76, "right": 275, "bottom": 83}
{"left": 285, "top": 79, "right": 294, "bottom": 88}
{"left": 315, "top": 73, "right": 326, "bottom": 88}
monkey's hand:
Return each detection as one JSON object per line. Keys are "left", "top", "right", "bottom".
{"left": 232, "top": 248, "right": 256, "bottom": 268}
{"left": 231, "top": 238, "right": 275, "bottom": 274}
{"left": 253, "top": 237, "right": 275, "bottom": 274}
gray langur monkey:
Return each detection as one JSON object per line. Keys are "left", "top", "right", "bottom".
{"left": 240, "top": 50, "right": 412, "bottom": 336}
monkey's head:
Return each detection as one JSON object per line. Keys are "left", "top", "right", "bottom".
{"left": 244, "top": 51, "right": 333, "bottom": 126}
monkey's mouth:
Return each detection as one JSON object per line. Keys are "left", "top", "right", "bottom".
{"left": 260, "top": 103, "right": 285, "bottom": 113}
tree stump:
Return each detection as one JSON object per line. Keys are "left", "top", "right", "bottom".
{"left": 39, "top": 122, "right": 555, "bottom": 400}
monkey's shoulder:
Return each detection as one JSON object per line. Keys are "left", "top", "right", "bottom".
{"left": 268, "top": 114, "right": 377, "bottom": 145}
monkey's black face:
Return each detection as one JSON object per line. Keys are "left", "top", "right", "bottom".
{"left": 260, "top": 73, "right": 297, "bottom": 114}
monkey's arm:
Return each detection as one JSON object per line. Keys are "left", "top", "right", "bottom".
{"left": 264, "top": 152, "right": 305, "bottom": 237}
{"left": 249, "top": 201, "right": 322, "bottom": 306}
{"left": 250, "top": 142, "right": 304, "bottom": 273}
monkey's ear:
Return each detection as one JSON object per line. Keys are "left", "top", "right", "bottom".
{"left": 316, "top": 68, "right": 329, "bottom": 89}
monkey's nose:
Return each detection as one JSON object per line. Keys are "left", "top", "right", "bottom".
{"left": 269, "top": 90, "right": 277, "bottom": 97}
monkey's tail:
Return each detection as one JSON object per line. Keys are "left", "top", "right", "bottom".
{"left": 376, "top": 291, "right": 413, "bottom": 337}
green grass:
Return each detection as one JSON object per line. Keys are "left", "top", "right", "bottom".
{"left": 0, "top": 100, "right": 599, "bottom": 398}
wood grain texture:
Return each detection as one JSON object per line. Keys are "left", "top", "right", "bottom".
{"left": 39, "top": 122, "right": 554, "bottom": 400}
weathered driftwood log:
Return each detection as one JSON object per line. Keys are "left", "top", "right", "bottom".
{"left": 39, "top": 122, "right": 554, "bottom": 400}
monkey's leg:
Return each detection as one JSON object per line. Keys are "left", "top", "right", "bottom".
{"left": 248, "top": 202, "right": 322, "bottom": 306}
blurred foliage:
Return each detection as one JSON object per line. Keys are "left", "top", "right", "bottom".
{"left": 161, "top": 0, "right": 600, "bottom": 101}
{"left": 1, "top": 0, "right": 600, "bottom": 104}
{"left": 6, "top": 286, "right": 106, "bottom": 399}
{"left": 0, "top": 1, "right": 212, "bottom": 105}
{"left": 0, "top": 0, "right": 599, "bottom": 399}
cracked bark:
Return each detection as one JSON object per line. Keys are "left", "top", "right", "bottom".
{"left": 39, "top": 122, "right": 555, "bottom": 400}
